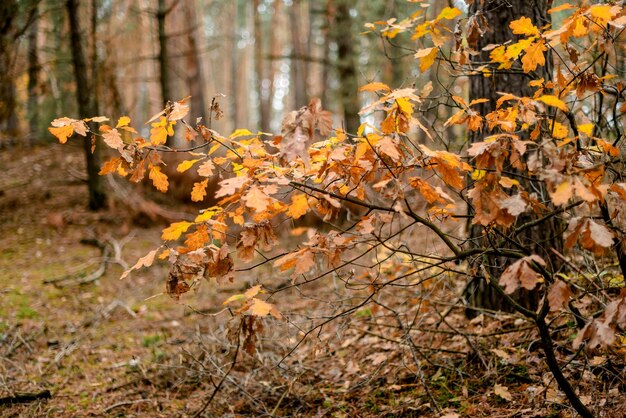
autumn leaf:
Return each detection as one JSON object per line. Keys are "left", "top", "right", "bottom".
{"left": 116, "top": 116, "right": 131, "bottom": 128}
{"left": 415, "top": 47, "right": 438, "bottom": 72}
{"left": 49, "top": 125, "right": 75, "bottom": 144}
{"left": 494, "top": 384, "right": 513, "bottom": 401}
{"left": 248, "top": 298, "right": 282, "bottom": 319}
{"left": 509, "top": 16, "right": 540, "bottom": 36}
{"left": 359, "top": 82, "right": 391, "bottom": 93}
{"left": 537, "top": 95, "right": 568, "bottom": 112}
{"left": 550, "top": 180, "right": 573, "bottom": 206}
{"left": 242, "top": 186, "right": 274, "bottom": 213}
{"left": 286, "top": 193, "right": 309, "bottom": 219}
{"left": 161, "top": 221, "right": 192, "bottom": 241}
{"left": 101, "top": 127, "right": 124, "bottom": 150}
{"left": 149, "top": 166, "right": 169, "bottom": 192}
{"left": 150, "top": 116, "right": 174, "bottom": 146}
{"left": 197, "top": 159, "right": 215, "bottom": 177}
{"left": 521, "top": 39, "right": 546, "bottom": 73}
{"left": 499, "top": 255, "right": 546, "bottom": 294}
{"left": 191, "top": 179, "right": 209, "bottom": 202}
{"left": 436, "top": 7, "right": 461, "bottom": 21}
{"left": 548, "top": 280, "right": 573, "bottom": 311}
{"left": 120, "top": 249, "right": 158, "bottom": 280}
{"left": 176, "top": 159, "right": 201, "bottom": 173}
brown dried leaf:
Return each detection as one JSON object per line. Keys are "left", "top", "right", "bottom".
{"left": 548, "top": 280, "right": 573, "bottom": 311}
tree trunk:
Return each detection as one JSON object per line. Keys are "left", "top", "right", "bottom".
{"left": 464, "top": 0, "right": 562, "bottom": 315}
{"left": 27, "top": 5, "right": 40, "bottom": 145}
{"left": 0, "top": 0, "right": 19, "bottom": 141}
{"left": 331, "top": 0, "right": 360, "bottom": 134}
{"left": 184, "top": 0, "right": 207, "bottom": 124}
{"left": 253, "top": 0, "right": 269, "bottom": 132}
{"left": 157, "top": 0, "right": 171, "bottom": 108}
{"left": 66, "top": 0, "right": 107, "bottom": 210}
{"left": 289, "top": 0, "right": 308, "bottom": 109}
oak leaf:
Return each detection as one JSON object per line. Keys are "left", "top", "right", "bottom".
{"left": 162, "top": 221, "right": 193, "bottom": 241}
{"left": 548, "top": 280, "right": 573, "bottom": 311}
{"left": 191, "top": 179, "right": 209, "bottom": 202}
{"left": 149, "top": 166, "right": 169, "bottom": 192}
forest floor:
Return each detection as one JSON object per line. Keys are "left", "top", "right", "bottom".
{"left": 1, "top": 143, "right": 625, "bottom": 417}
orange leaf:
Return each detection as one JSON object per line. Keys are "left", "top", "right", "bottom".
{"left": 161, "top": 221, "right": 193, "bottom": 240}
{"left": 286, "top": 193, "right": 309, "bottom": 219}
{"left": 509, "top": 16, "right": 540, "bottom": 36}
{"left": 49, "top": 125, "right": 74, "bottom": 144}
{"left": 359, "top": 82, "right": 391, "bottom": 93}
{"left": 149, "top": 166, "right": 169, "bottom": 192}
{"left": 191, "top": 179, "right": 209, "bottom": 202}
{"left": 521, "top": 39, "right": 546, "bottom": 73}
{"left": 415, "top": 47, "right": 438, "bottom": 72}
{"left": 120, "top": 249, "right": 158, "bottom": 280}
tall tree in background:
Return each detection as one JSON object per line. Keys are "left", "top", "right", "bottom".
{"left": 184, "top": 0, "right": 207, "bottom": 123}
{"left": 253, "top": 0, "right": 270, "bottom": 132}
{"left": 464, "top": 1, "right": 563, "bottom": 312}
{"left": 66, "top": 0, "right": 107, "bottom": 210}
{"left": 27, "top": 3, "right": 40, "bottom": 144}
{"left": 0, "top": 0, "right": 21, "bottom": 138}
{"left": 290, "top": 0, "right": 309, "bottom": 108}
{"left": 330, "top": 0, "right": 359, "bottom": 134}
{"left": 157, "top": 0, "right": 172, "bottom": 108}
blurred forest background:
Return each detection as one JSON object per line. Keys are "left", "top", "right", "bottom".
{"left": 0, "top": 0, "right": 463, "bottom": 145}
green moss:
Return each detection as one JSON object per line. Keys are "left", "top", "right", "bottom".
{"left": 142, "top": 334, "right": 163, "bottom": 348}
{"left": 17, "top": 306, "right": 39, "bottom": 319}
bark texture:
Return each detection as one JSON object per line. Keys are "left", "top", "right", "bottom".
{"left": 464, "top": 0, "right": 563, "bottom": 314}
{"left": 67, "top": 0, "right": 107, "bottom": 210}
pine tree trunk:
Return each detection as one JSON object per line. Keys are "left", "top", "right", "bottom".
{"left": 464, "top": 0, "right": 562, "bottom": 315}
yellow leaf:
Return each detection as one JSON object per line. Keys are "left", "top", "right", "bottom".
{"left": 230, "top": 128, "right": 253, "bottom": 139}
{"left": 191, "top": 179, "right": 209, "bottom": 202}
{"left": 550, "top": 180, "right": 573, "bottom": 206}
{"left": 150, "top": 117, "right": 169, "bottom": 146}
{"left": 509, "top": 16, "right": 540, "bottom": 36}
{"left": 577, "top": 123, "right": 593, "bottom": 136}
{"left": 359, "top": 82, "right": 391, "bottom": 92}
{"left": 149, "top": 166, "right": 169, "bottom": 192}
{"left": 161, "top": 221, "right": 193, "bottom": 240}
{"left": 223, "top": 293, "right": 247, "bottom": 305}
{"left": 589, "top": 4, "right": 613, "bottom": 21}
{"left": 521, "top": 39, "right": 546, "bottom": 73}
{"left": 436, "top": 7, "right": 461, "bottom": 21}
{"left": 286, "top": 193, "right": 309, "bottom": 219}
{"left": 415, "top": 47, "right": 438, "bottom": 72}
{"left": 552, "top": 121, "right": 569, "bottom": 139}
{"left": 176, "top": 159, "right": 201, "bottom": 173}
{"left": 505, "top": 38, "right": 534, "bottom": 61}
{"left": 116, "top": 116, "right": 131, "bottom": 128}
{"left": 49, "top": 125, "right": 74, "bottom": 144}
{"left": 472, "top": 169, "right": 486, "bottom": 181}
{"left": 537, "top": 95, "right": 568, "bottom": 112}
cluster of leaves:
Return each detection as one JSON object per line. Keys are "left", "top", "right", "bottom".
{"left": 50, "top": 3, "right": 626, "bottom": 411}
